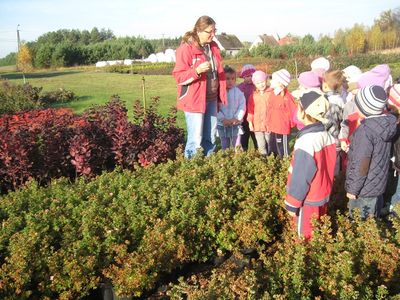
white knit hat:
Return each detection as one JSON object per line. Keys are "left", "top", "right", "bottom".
{"left": 343, "top": 65, "right": 362, "bottom": 84}
{"left": 271, "top": 69, "right": 291, "bottom": 87}
{"left": 311, "top": 57, "right": 330, "bottom": 72}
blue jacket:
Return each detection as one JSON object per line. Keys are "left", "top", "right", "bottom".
{"left": 345, "top": 113, "right": 397, "bottom": 197}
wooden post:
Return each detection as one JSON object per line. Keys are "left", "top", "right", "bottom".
{"left": 294, "top": 59, "right": 298, "bottom": 79}
{"left": 142, "top": 76, "right": 146, "bottom": 114}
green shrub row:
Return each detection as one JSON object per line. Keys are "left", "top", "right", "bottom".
{"left": 1, "top": 150, "right": 400, "bottom": 299}
{"left": 0, "top": 80, "right": 77, "bottom": 115}
{"left": 103, "top": 62, "right": 174, "bottom": 75}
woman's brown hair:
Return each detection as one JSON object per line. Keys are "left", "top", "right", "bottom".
{"left": 182, "top": 15, "right": 216, "bottom": 45}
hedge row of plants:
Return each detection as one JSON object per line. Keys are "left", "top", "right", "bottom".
{"left": 224, "top": 52, "right": 400, "bottom": 76}
{"left": 0, "top": 80, "right": 77, "bottom": 115}
{"left": 0, "top": 97, "right": 184, "bottom": 194}
{"left": 103, "top": 52, "right": 400, "bottom": 78}
{"left": 103, "top": 62, "right": 174, "bottom": 75}
{"left": 0, "top": 151, "right": 399, "bottom": 299}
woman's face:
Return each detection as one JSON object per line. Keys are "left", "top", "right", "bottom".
{"left": 198, "top": 25, "right": 216, "bottom": 45}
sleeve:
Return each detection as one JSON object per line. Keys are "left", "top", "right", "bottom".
{"left": 235, "top": 89, "right": 246, "bottom": 121}
{"left": 339, "top": 103, "right": 350, "bottom": 142}
{"left": 285, "top": 148, "right": 317, "bottom": 213}
{"left": 247, "top": 94, "right": 254, "bottom": 125}
{"left": 172, "top": 45, "right": 200, "bottom": 86}
{"left": 287, "top": 93, "right": 298, "bottom": 128}
{"left": 345, "top": 127, "right": 373, "bottom": 196}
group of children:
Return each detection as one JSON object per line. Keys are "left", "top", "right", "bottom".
{"left": 217, "top": 58, "right": 400, "bottom": 239}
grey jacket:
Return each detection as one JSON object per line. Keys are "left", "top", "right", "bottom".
{"left": 345, "top": 113, "right": 397, "bottom": 198}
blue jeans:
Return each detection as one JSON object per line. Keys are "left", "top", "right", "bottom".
{"left": 348, "top": 195, "right": 383, "bottom": 219}
{"left": 390, "top": 175, "right": 400, "bottom": 210}
{"left": 184, "top": 100, "right": 217, "bottom": 158}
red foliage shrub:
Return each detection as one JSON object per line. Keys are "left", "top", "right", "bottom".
{"left": 0, "top": 97, "right": 184, "bottom": 193}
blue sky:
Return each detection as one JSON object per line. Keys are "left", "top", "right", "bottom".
{"left": 0, "top": 0, "right": 399, "bottom": 58}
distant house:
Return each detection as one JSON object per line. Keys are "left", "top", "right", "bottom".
{"left": 250, "top": 34, "right": 279, "bottom": 50}
{"left": 214, "top": 33, "right": 244, "bottom": 56}
{"left": 278, "top": 35, "right": 296, "bottom": 46}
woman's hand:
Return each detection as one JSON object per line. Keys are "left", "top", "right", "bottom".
{"left": 195, "top": 61, "right": 211, "bottom": 75}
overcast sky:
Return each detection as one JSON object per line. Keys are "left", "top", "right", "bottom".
{"left": 0, "top": 0, "right": 398, "bottom": 58}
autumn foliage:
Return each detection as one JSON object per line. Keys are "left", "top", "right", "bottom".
{"left": 0, "top": 96, "right": 184, "bottom": 193}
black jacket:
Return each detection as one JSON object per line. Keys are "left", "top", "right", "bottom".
{"left": 345, "top": 113, "right": 397, "bottom": 198}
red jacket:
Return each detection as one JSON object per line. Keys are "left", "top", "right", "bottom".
{"left": 172, "top": 41, "right": 227, "bottom": 113}
{"left": 247, "top": 90, "right": 269, "bottom": 132}
{"left": 285, "top": 123, "right": 337, "bottom": 213}
{"left": 265, "top": 88, "right": 297, "bottom": 135}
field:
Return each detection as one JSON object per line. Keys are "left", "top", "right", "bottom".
{"left": 0, "top": 69, "right": 185, "bottom": 127}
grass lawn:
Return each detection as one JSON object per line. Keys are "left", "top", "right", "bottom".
{"left": 0, "top": 69, "right": 186, "bottom": 127}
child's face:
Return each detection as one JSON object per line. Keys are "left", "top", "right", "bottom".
{"left": 226, "top": 72, "right": 236, "bottom": 90}
{"left": 254, "top": 80, "right": 267, "bottom": 92}
{"left": 243, "top": 75, "right": 253, "bottom": 84}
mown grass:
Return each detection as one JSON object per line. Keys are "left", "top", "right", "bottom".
{"left": 0, "top": 69, "right": 185, "bottom": 127}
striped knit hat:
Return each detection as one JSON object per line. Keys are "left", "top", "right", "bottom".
{"left": 272, "top": 69, "right": 291, "bottom": 87}
{"left": 355, "top": 85, "right": 388, "bottom": 116}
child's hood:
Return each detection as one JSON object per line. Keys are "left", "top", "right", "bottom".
{"left": 364, "top": 113, "right": 397, "bottom": 142}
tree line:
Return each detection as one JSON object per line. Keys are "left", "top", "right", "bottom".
{"left": 0, "top": 27, "right": 181, "bottom": 68}
{"left": 1, "top": 8, "right": 399, "bottom": 68}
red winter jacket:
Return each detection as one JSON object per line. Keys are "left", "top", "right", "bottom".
{"left": 265, "top": 88, "right": 297, "bottom": 135}
{"left": 172, "top": 41, "right": 227, "bottom": 113}
{"left": 285, "top": 123, "right": 337, "bottom": 213}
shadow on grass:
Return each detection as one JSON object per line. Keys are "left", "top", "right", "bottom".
{"left": 0, "top": 71, "right": 81, "bottom": 80}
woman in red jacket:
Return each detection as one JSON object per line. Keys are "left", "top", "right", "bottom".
{"left": 172, "top": 16, "right": 227, "bottom": 158}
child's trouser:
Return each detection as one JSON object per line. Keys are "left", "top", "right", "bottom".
{"left": 292, "top": 204, "right": 328, "bottom": 240}
{"left": 348, "top": 195, "right": 383, "bottom": 219}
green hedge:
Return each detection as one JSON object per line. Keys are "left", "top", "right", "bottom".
{"left": 0, "top": 150, "right": 400, "bottom": 299}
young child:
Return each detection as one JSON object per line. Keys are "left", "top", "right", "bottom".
{"left": 342, "top": 65, "right": 362, "bottom": 103}
{"left": 292, "top": 71, "right": 323, "bottom": 130}
{"left": 237, "top": 64, "right": 258, "bottom": 150}
{"left": 265, "top": 69, "right": 297, "bottom": 157}
{"left": 285, "top": 91, "right": 336, "bottom": 240}
{"left": 247, "top": 70, "right": 270, "bottom": 155}
{"left": 322, "top": 70, "right": 346, "bottom": 174}
{"left": 217, "top": 66, "right": 246, "bottom": 150}
{"left": 311, "top": 56, "right": 330, "bottom": 80}
{"left": 345, "top": 85, "right": 397, "bottom": 219}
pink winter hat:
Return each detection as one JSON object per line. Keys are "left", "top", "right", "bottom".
{"left": 272, "top": 69, "right": 291, "bottom": 86}
{"left": 358, "top": 64, "right": 391, "bottom": 89}
{"left": 240, "top": 64, "right": 256, "bottom": 78}
{"left": 298, "top": 71, "right": 321, "bottom": 88}
{"left": 252, "top": 70, "right": 267, "bottom": 84}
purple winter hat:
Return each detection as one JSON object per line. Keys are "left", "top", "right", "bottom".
{"left": 357, "top": 64, "right": 391, "bottom": 89}
{"left": 298, "top": 71, "right": 321, "bottom": 88}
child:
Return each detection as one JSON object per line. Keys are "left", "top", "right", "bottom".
{"left": 357, "top": 64, "right": 392, "bottom": 91}
{"left": 247, "top": 70, "right": 270, "bottom": 155}
{"left": 342, "top": 65, "right": 362, "bottom": 103}
{"left": 266, "top": 69, "right": 297, "bottom": 157}
{"left": 311, "top": 56, "right": 330, "bottom": 80}
{"left": 285, "top": 91, "right": 336, "bottom": 240}
{"left": 217, "top": 66, "right": 246, "bottom": 150}
{"left": 237, "top": 64, "right": 258, "bottom": 150}
{"left": 345, "top": 85, "right": 397, "bottom": 219}
{"left": 322, "top": 70, "right": 346, "bottom": 174}
{"left": 292, "top": 71, "right": 323, "bottom": 130}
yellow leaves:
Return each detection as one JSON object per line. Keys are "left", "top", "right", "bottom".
{"left": 17, "top": 44, "right": 33, "bottom": 73}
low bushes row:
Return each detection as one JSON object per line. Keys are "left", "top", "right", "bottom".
{"left": 225, "top": 52, "right": 400, "bottom": 76}
{"left": 0, "top": 151, "right": 399, "bottom": 299}
{"left": 104, "top": 62, "right": 174, "bottom": 75}
{"left": 0, "top": 80, "right": 77, "bottom": 115}
{"left": 0, "top": 97, "right": 184, "bottom": 193}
